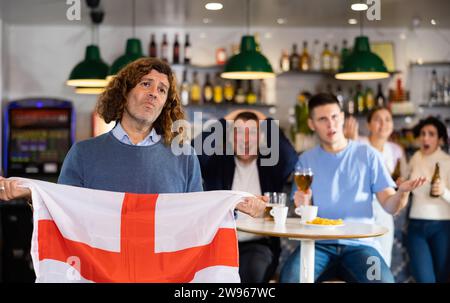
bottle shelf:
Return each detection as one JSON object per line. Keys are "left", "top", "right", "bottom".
{"left": 171, "top": 63, "right": 224, "bottom": 70}
{"left": 277, "top": 70, "right": 335, "bottom": 77}
{"left": 184, "top": 103, "right": 275, "bottom": 109}
{"left": 419, "top": 103, "right": 450, "bottom": 109}
{"left": 347, "top": 112, "right": 416, "bottom": 119}
{"left": 277, "top": 70, "right": 401, "bottom": 78}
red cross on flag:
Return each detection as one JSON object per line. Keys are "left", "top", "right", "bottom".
{"left": 17, "top": 178, "right": 249, "bottom": 283}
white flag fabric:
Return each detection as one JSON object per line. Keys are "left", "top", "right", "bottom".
{"left": 15, "top": 178, "right": 251, "bottom": 283}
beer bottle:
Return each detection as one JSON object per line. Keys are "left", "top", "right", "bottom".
{"left": 213, "top": 72, "right": 223, "bottom": 104}
{"left": 391, "top": 159, "right": 401, "bottom": 181}
{"left": 430, "top": 163, "right": 440, "bottom": 198}
{"left": 190, "top": 71, "right": 201, "bottom": 105}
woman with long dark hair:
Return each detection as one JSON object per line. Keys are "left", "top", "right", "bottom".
{"left": 408, "top": 116, "right": 450, "bottom": 282}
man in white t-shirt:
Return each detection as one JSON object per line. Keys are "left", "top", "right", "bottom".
{"left": 193, "top": 110, "right": 298, "bottom": 283}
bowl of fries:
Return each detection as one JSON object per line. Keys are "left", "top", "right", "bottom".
{"left": 302, "top": 217, "right": 344, "bottom": 228}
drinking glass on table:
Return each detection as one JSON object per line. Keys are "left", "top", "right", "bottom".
{"left": 294, "top": 167, "right": 314, "bottom": 206}
{"left": 263, "top": 192, "right": 287, "bottom": 221}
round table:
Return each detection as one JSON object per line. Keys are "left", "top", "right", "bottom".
{"left": 236, "top": 217, "right": 388, "bottom": 283}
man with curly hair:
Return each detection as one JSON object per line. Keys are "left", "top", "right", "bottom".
{"left": 0, "top": 58, "right": 266, "bottom": 218}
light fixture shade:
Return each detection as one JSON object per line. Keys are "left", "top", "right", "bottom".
{"left": 75, "top": 87, "right": 106, "bottom": 95}
{"left": 335, "top": 36, "right": 389, "bottom": 80}
{"left": 107, "top": 38, "right": 144, "bottom": 80}
{"left": 221, "top": 36, "right": 275, "bottom": 80}
{"left": 66, "top": 45, "right": 109, "bottom": 87}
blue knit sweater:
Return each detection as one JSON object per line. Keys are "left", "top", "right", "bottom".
{"left": 58, "top": 132, "right": 203, "bottom": 194}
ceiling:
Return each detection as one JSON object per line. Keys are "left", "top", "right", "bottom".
{"left": 0, "top": 0, "right": 449, "bottom": 28}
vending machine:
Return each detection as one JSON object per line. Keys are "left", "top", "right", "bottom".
{"left": 2, "top": 98, "right": 75, "bottom": 180}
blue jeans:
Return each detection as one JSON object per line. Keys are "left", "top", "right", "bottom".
{"left": 280, "top": 243, "right": 395, "bottom": 283}
{"left": 407, "top": 219, "right": 450, "bottom": 283}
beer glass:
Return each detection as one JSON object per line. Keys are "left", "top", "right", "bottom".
{"left": 294, "top": 167, "right": 314, "bottom": 193}
{"left": 263, "top": 192, "right": 287, "bottom": 221}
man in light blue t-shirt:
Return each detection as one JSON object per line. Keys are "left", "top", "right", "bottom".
{"left": 280, "top": 93, "right": 426, "bottom": 283}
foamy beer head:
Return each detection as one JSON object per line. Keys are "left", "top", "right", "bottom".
{"left": 294, "top": 168, "right": 314, "bottom": 192}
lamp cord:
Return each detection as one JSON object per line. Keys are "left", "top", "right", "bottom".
{"left": 132, "top": 0, "right": 136, "bottom": 38}
{"left": 359, "top": 10, "right": 363, "bottom": 36}
{"left": 246, "top": 0, "right": 250, "bottom": 35}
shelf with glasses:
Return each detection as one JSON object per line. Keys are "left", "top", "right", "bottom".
{"left": 410, "top": 61, "right": 450, "bottom": 67}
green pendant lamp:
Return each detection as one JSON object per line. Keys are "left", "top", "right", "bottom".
{"left": 335, "top": 36, "right": 389, "bottom": 80}
{"left": 107, "top": 38, "right": 143, "bottom": 80}
{"left": 67, "top": 8, "right": 109, "bottom": 89}
{"left": 221, "top": 35, "right": 275, "bottom": 79}
{"left": 107, "top": 0, "right": 143, "bottom": 80}
{"left": 66, "top": 45, "right": 109, "bottom": 87}
{"left": 221, "top": 0, "right": 275, "bottom": 80}
{"left": 335, "top": 11, "right": 389, "bottom": 80}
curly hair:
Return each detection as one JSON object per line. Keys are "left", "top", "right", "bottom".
{"left": 96, "top": 57, "right": 185, "bottom": 145}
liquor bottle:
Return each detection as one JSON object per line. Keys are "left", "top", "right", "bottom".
{"left": 216, "top": 48, "right": 227, "bottom": 65}
{"left": 234, "top": 80, "right": 246, "bottom": 104}
{"left": 300, "top": 41, "right": 311, "bottom": 71}
{"left": 444, "top": 76, "right": 450, "bottom": 104}
{"left": 376, "top": 83, "right": 386, "bottom": 107}
{"left": 223, "top": 80, "right": 235, "bottom": 103}
{"left": 355, "top": 84, "right": 365, "bottom": 114}
{"left": 392, "top": 77, "right": 405, "bottom": 102}
{"left": 430, "top": 163, "right": 440, "bottom": 198}
{"left": 184, "top": 33, "right": 191, "bottom": 64}
{"left": 258, "top": 79, "right": 267, "bottom": 105}
{"left": 321, "top": 43, "right": 332, "bottom": 72}
{"left": 213, "top": 73, "right": 223, "bottom": 104}
{"left": 161, "top": 33, "right": 169, "bottom": 62}
{"left": 203, "top": 73, "right": 213, "bottom": 104}
{"left": 430, "top": 69, "right": 439, "bottom": 105}
{"left": 365, "top": 87, "right": 375, "bottom": 112}
{"left": 295, "top": 91, "right": 312, "bottom": 134}
{"left": 331, "top": 45, "right": 340, "bottom": 72}
{"left": 180, "top": 69, "right": 189, "bottom": 106}
{"left": 280, "top": 50, "right": 290, "bottom": 72}
{"left": 437, "top": 75, "right": 445, "bottom": 104}
{"left": 173, "top": 33, "right": 180, "bottom": 64}
{"left": 190, "top": 71, "right": 201, "bottom": 104}
{"left": 149, "top": 33, "right": 157, "bottom": 58}
{"left": 311, "top": 39, "right": 321, "bottom": 71}
{"left": 246, "top": 81, "right": 257, "bottom": 105}
{"left": 290, "top": 44, "right": 300, "bottom": 71}
{"left": 340, "top": 39, "right": 350, "bottom": 68}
